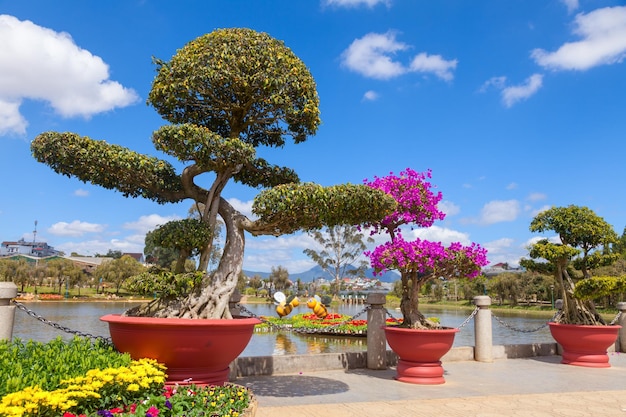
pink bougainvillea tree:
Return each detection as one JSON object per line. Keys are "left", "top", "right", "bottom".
{"left": 364, "top": 168, "right": 489, "bottom": 329}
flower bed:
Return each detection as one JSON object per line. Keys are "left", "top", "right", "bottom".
{"left": 258, "top": 313, "right": 401, "bottom": 335}
{"left": 0, "top": 338, "right": 254, "bottom": 417}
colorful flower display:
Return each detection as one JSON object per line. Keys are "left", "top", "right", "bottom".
{"left": 0, "top": 360, "right": 252, "bottom": 417}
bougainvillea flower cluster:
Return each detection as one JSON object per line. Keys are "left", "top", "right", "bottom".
{"left": 363, "top": 168, "right": 489, "bottom": 328}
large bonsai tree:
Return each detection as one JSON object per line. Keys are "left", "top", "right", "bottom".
{"left": 521, "top": 205, "right": 618, "bottom": 325}
{"left": 31, "top": 28, "right": 395, "bottom": 319}
{"left": 364, "top": 168, "right": 489, "bottom": 329}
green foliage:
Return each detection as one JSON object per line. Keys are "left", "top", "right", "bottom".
{"left": 304, "top": 225, "right": 374, "bottom": 285}
{"left": 529, "top": 205, "right": 618, "bottom": 274}
{"left": 253, "top": 182, "right": 396, "bottom": 234}
{"left": 144, "top": 229, "right": 179, "bottom": 269}
{"left": 574, "top": 276, "right": 626, "bottom": 300}
{"left": 148, "top": 28, "right": 320, "bottom": 146}
{"left": 151, "top": 219, "right": 213, "bottom": 255}
{"left": 95, "top": 255, "right": 146, "bottom": 294}
{"left": 269, "top": 266, "right": 290, "bottom": 291}
{"left": 153, "top": 124, "right": 255, "bottom": 171}
{"left": 125, "top": 270, "right": 204, "bottom": 297}
{"left": 31, "top": 132, "right": 183, "bottom": 204}
{"left": 0, "top": 337, "right": 130, "bottom": 398}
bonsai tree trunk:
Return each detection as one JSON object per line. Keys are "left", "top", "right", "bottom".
{"left": 126, "top": 198, "right": 245, "bottom": 319}
{"left": 556, "top": 258, "right": 605, "bottom": 325}
{"left": 399, "top": 270, "right": 438, "bottom": 329}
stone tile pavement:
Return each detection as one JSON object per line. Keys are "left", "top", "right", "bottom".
{"left": 237, "top": 353, "right": 626, "bottom": 416}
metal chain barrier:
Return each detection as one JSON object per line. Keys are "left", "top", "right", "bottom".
{"left": 382, "top": 305, "right": 479, "bottom": 330}
{"left": 491, "top": 310, "right": 560, "bottom": 333}
{"left": 237, "top": 303, "right": 371, "bottom": 335}
{"left": 457, "top": 306, "right": 479, "bottom": 329}
{"left": 609, "top": 311, "right": 622, "bottom": 325}
{"left": 11, "top": 300, "right": 113, "bottom": 344}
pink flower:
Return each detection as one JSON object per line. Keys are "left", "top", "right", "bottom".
{"left": 146, "top": 406, "right": 159, "bottom": 417}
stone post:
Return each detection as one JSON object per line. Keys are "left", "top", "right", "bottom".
{"left": 366, "top": 292, "right": 387, "bottom": 370}
{"left": 554, "top": 299, "right": 563, "bottom": 312}
{"left": 229, "top": 288, "right": 243, "bottom": 318}
{"left": 0, "top": 282, "right": 18, "bottom": 341}
{"left": 473, "top": 295, "right": 492, "bottom": 362}
{"left": 617, "top": 302, "right": 626, "bottom": 353}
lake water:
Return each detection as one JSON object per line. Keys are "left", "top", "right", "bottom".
{"left": 11, "top": 301, "right": 554, "bottom": 357}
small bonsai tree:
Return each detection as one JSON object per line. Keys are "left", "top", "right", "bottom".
{"left": 520, "top": 205, "right": 619, "bottom": 325}
{"left": 31, "top": 28, "right": 395, "bottom": 319}
{"left": 364, "top": 168, "right": 489, "bottom": 329}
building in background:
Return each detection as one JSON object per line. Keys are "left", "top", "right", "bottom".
{"left": 0, "top": 238, "right": 61, "bottom": 258}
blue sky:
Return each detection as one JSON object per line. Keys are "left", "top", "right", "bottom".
{"left": 1, "top": 0, "right": 625, "bottom": 273}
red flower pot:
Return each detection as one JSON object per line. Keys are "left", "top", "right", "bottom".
{"left": 101, "top": 314, "right": 260, "bottom": 385}
{"left": 384, "top": 326, "right": 458, "bottom": 384}
{"left": 548, "top": 322, "right": 621, "bottom": 368}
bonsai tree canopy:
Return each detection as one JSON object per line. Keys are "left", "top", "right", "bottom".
{"left": 31, "top": 28, "right": 396, "bottom": 319}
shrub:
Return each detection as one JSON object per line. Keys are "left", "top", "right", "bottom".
{"left": 0, "top": 337, "right": 131, "bottom": 398}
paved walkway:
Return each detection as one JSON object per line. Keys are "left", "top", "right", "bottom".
{"left": 237, "top": 353, "right": 626, "bottom": 416}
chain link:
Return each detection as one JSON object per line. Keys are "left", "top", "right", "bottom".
{"left": 457, "top": 306, "right": 479, "bottom": 329}
{"left": 12, "top": 300, "right": 113, "bottom": 344}
{"left": 490, "top": 310, "right": 559, "bottom": 333}
{"left": 382, "top": 306, "right": 479, "bottom": 331}
{"left": 609, "top": 311, "right": 622, "bottom": 326}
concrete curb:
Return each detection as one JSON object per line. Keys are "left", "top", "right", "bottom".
{"left": 234, "top": 342, "right": 561, "bottom": 377}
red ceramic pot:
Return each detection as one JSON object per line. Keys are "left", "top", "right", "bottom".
{"left": 384, "top": 326, "right": 458, "bottom": 384}
{"left": 548, "top": 322, "right": 621, "bottom": 368}
{"left": 101, "top": 314, "right": 260, "bottom": 385}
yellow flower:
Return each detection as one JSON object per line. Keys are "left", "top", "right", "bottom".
{"left": 127, "top": 383, "right": 140, "bottom": 392}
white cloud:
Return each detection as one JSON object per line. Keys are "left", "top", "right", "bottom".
{"left": 527, "top": 192, "right": 547, "bottom": 202}
{"left": 438, "top": 200, "right": 460, "bottom": 217}
{"left": 409, "top": 52, "right": 458, "bottom": 81}
{"left": 479, "top": 76, "right": 507, "bottom": 92}
{"left": 506, "top": 183, "right": 518, "bottom": 190}
{"left": 363, "top": 90, "right": 379, "bottom": 101}
{"left": 123, "top": 214, "right": 181, "bottom": 233}
{"left": 561, "top": 0, "right": 579, "bottom": 13}
{"left": 244, "top": 233, "right": 317, "bottom": 273}
{"left": 406, "top": 225, "right": 472, "bottom": 246}
{"left": 531, "top": 6, "right": 626, "bottom": 71}
{"left": 48, "top": 220, "right": 105, "bottom": 237}
{"left": 74, "top": 189, "right": 89, "bottom": 197}
{"left": 479, "top": 200, "right": 521, "bottom": 224}
{"left": 480, "top": 74, "right": 543, "bottom": 107}
{"left": 341, "top": 32, "right": 408, "bottom": 80}
{"left": 501, "top": 74, "right": 543, "bottom": 107}
{"left": 0, "top": 99, "right": 26, "bottom": 136}
{"left": 530, "top": 204, "right": 551, "bottom": 217}
{"left": 323, "top": 0, "right": 390, "bottom": 7}
{"left": 228, "top": 198, "right": 255, "bottom": 219}
{"left": 483, "top": 238, "right": 514, "bottom": 255}
{"left": 340, "top": 31, "right": 457, "bottom": 81}
{"left": 0, "top": 15, "right": 139, "bottom": 136}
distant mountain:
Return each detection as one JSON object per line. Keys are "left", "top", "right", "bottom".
{"left": 243, "top": 265, "right": 400, "bottom": 283}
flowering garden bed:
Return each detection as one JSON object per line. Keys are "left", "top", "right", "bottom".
{"left": 0, "top": 338, "right": 254, "bottom": 417}
{"left": 257, "top": 313, "right": 401, "bottom": 336}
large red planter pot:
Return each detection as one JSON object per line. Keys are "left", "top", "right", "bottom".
{"left": 384, "top": 326, "right": 458, "bottom": 385}
{"left": 101, "top": 314, "right": 260, "bottom": 386}
{"left": 548, "top": 322, "right": 621, "bottom": 368}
